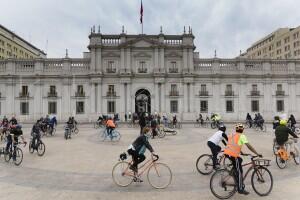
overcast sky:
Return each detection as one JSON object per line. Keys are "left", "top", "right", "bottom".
{"left": 1, "top": 0, "right": 299, "bottom": 58}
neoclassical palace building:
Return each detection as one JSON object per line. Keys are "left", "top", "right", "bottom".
{"left": 0, "top": 27, "right": 300, "bottom": 122}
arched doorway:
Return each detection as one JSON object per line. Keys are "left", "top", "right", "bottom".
{"left": 135, "top": 89, "right": 151, "bottom": 115}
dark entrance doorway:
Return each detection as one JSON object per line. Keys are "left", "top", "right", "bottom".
{"left": 135, "top": 89, "right": 151, "bottom": 115}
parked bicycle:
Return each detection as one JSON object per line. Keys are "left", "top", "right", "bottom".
{"left": 112, "top": 153, "right": 172, "bottom": 189}
{"left": 210, "top": 154, "right": 273, "bottom": 199}
{"left": 100, "top": 128, "right": 121, "bottom": 142}
{"left": 29, "top": 132, "right": 45, "bottom": 156}
{"left": 4, "top": 142, "right": 26, "bottom": 166}
{"left": 196, "top": 151, "right": 231, "bottom": 175}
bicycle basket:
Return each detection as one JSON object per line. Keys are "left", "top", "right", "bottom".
{"left": 119, "top": 152, "right": 127, "bottom": 161}
{"left": 254, "top": 159, "right": 271, "bottom": 166}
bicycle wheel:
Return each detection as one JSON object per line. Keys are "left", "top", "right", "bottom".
{"left": 262, "top": 124, "right": 267, "bottom": 132}
{"left": 112, "top": 161, "right": 133, "bottom": 187}
{"left": 112, "top": 131, "right": 121, "bottom": 142}
{"left": 4, "top": 150, "right": 11, "bottom": 162}
{"left": 194, "top": 122, "right": 200, "bottom": 128}
{"left": 272, "top": 140, "right": 279, "bottom": 155}
{"left": 64, "top": 130, "right": 68, "bottom": 140}
{"left": 275, "top": 154, "right": 287, "bottom": 169}
{"left": 37, "top": 142, "right": 46, "bottom": 156}
{"left": 171, "top": 130, "right": 177, "bottom": 135}
{"left": 210, "top": 169, "right": 237, "bottom": 199}
{"left": 295, "top": 127, "right": 300, "bottom": 135}
{"left": 147, "top": 162, "right": 172, "bottom": 189}
{"left": 221, "top": 156, "right": 232, "bottom": 171}
{"left": 14, "top": 147, "right": 23, "bottom": 166}
{"left": 94, "top": 122, "right": 99, "bottom": 129}
{"left": 211, "top": 123, "right": 216, "bottom": 129}
{"left": 251, "top": 166, "right": 273, "bottom": 196}
{"left": 46, "top": 127, "right": 53, "bottom": 136}
{"left": 74, "top": 128, "right": 79, "bottom": 134}
{"left": 196, "top": 154, "right": 214, "bottom": 175}
{"left": 158, "top": 130, "right": 166, "bottom": 138}
{"left": 29, "top": 141, "right": 34, "bottom": 153}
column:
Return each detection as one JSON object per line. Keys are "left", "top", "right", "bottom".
{"left": 95, "top": 83, "right": 98, "bottom": 113}
{"left": 90, "top": 83, "right": 95, "bottom": 115}
{"left": 154, "top": 82, "right": 159, "bottom": 113}
{"left": 238, "top": 80, "right": 247, "bottom": 121}
{"left": 155, "top": 48, "right": 159, "bottom": 68}
{"left": 160, "top": 48, "right": 165, "bottom": 69}
{"left": 158, "top": 83, "right": 162, "bottom": 112}
{"left": 121, "top": 48, "right": 125, "bottom": 69}
{"left": 33, "top": 79, "right": 43, "bottom": 121}
{"left": 288, "top": 80, "right": 297, "bottom": 114}
{"left": 101, "top": 84, "right": 105, "bottom": 114}
{"left": 190, "top": 83, "right": 195, "bottom": 113}
{"left": 97, "top": 82, "right": 102, "bottom": 114}
{"left": 126, "top": 48, "right": 131, "bottom": 71}
{"left": 96, "top": 48, "right": 102, "bottom": 73}
{"left": 90, "top": 48, "right": 96, "bottom": 72}
{"left": 161, "top": 83, "right": 166, "bottom": 113}
{"left": 212, "top": 80, "right": 221, "bottom": 114}
{"left": 127, "top": 83, "right": 132, "bottom": 113}
{"left": 62, "top": 79, "right": 71, "bottom": 120}
{"left": 263, "top": 79, "right": 273, "bottom": 120}
{"left": 5, "top": 79, "right": 15, "bottom": 116}
{"left": 183, "top": 48, "right": 188, "bottom": 69}
{"left": 183, "top": 83, "right": 188, "bottom": 112}
{"left": 188, "top": 48, "right": 194, "bottom": 71}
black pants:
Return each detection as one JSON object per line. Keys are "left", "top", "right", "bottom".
{"left": 207, "top": 141, "right": 221, "bottom": 168}
{"left": 127, "top": 149, "right": 146, "bottom": 169}
{"left": 227, "top": 156, "right": 244, "bottom": 192}
{"left": 140, "top": 125, "right": 145, "bottom": 135}
{"left": 107, "top": 127, "right": 114, "bottom": 136}
{"left": 151, "top": 127, "right": 157, "bottom": 138}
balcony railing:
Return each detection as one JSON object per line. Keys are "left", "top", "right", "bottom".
{"left": 225, "top": 90, "right": 234, "bottom": 96}
{"left": 48, "top": 92, "right": 58, "bottom": 97}
{"left": 19, "top": 92, "right": 29, "bottom": 98}
{"left": 106, "top": 68, "right": 116, "bottom": 73}
{"left": 75, "top": 92, "right": 85, "bottom": 97}
{"left": 276, "top": 90, "right": 285, "bottom": 96}
{"left": 106, "top": 91, "right": 116, "bottom": 97}
{"left": 138, "top": 68, "right": 147, "bottom": 73}
{"left": 169, "top": 91, "right": 179, "bottom": 96}
{"left": 199, "top": 91, "right": 209, "bottom": 96}
{"left": 250, "top": 91, "right": 260, "bottom": 96}
{"left": 169, "top": 68, "right": 179, "bottom": 73}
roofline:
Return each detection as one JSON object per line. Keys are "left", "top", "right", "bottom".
{"left": 0, "top": 24, "right": 47, "bottom": 56}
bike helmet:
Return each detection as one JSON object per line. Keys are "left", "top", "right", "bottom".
{"left": 280, "top": 119, "right": 287, "bottom": 126}
{"left": 218, "top": 124, "right": 226, "bottom": 132}
{"left": 235, "top": 123, "right": 244, "bottom": 133}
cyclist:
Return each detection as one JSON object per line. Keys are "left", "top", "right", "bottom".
{"left": 256, "top": 113, "right": 265, "bottom": 130}
{"left": 106, "top": 117, "right": 116, "bottom": 138}
{"left": 275, "top": 119, "right": 299, "bottom": 164}
{"left": 207, "top": 124, "right": 228, "bottom": 169}
{"left": 197, "top": 114, "right": 204, "bottom": 125}
{"left": 6, "top": 124, "right": 27, "bottom": 157}
{"left": 288, "top": 114, "right": 297, "bottom": 130}
{"left": 246, "top": 113, "right": 252, "bottom": 128}
{"left": 150, "top": 116, "right": 158, "bottom": 138}
{"left": 273, "top": 116, "right": 280, "bottom": 130}
{"left": 127, "top": 127, "right": 156, "bottom": 180}
{"left": 9, "top": 115, "right": 18, "bottom": 125}
{"left": 172, "top": 115, "right": 177, "bottom": 127}
{"left": 224, "top": 123, "right": 262, "bottom": 195}
{"left": 31, "top": 120, "right": 42, "bottom": 148}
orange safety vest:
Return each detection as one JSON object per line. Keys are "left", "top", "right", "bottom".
{"left": 106, "top": 120, "right": 116, "bottom": 128}
{"left": 224, "top": 133, "right": 242, "bottom": 158}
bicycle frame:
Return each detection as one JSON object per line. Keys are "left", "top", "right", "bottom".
{"left": 123, "top": 157, "right": 158, "bottom": 178}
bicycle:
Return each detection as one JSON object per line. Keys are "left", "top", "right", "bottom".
{"left": 194, "top": 119, "right": 208, "bottom": 128}
{"left": 275, "top": 138, "right": 299, "bottom": 169}
{"left": 4, "top": 141, "right": 26, "bottom": 166}
{"left": 210, "top": 154, "right": 273, "bottom": 199}
{"left": 64, "top": 125, "right": 72, "bottom": 140}
{"left": 29, "top": 132, "right": 46, "bottom": 156}
{"left": 112, "top": 153, "right": 172, "bottom": 189}
{"left": 158, "top": 125, "right": 177, "bottom": 136}
{"left": 100, "top": 128, "right": 121, "bottom": 142}
{"left": 196, "top": 151, "right": 231, "bottom": 175}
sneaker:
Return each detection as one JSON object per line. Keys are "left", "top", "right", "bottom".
{"left": 238, "top": 190, "right": 250, "bottom": 195}
{"left": 295, "top": 156, "right": 300, "bottom": 165}
{"left": 133, "top": 177, "right": 143, "bottom": 183}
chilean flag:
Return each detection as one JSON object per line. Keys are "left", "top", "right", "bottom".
{"left": 140, "top": 0, "right": 143, "bottom": 24}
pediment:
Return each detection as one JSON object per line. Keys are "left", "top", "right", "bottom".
{"left": 133, "top": 52, "right": 152, "bottom": 58}
{"left": 165, "top": 51, "right": 182, "bottom": 58}
{"left": 120, "top": 37, "right": 160, "bottom": 48}
{"left": 102, "top": 52, "right": 120, "bottom": 57}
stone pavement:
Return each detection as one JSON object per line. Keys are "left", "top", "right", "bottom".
{"left": 0, "top": 124, "right": 299, "bottom": 200}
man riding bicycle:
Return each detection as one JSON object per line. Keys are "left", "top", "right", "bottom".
{"left": 31, "top": 120, "right": 42, "bottom": 147}
{"left": 106, "top": 117, "right": 116, "bottom": 138}
{"left": 6, "top": 124, "right": 27, "bottom": 157}
{"left": 275, "top": 119, "right": 299, "bottom": 164}
{"left": 224, "top": 123, "right": 261, "bottom": 195}
{"left": 207, "top": 124, "right": 228, "bottom": 169}
{"left": 127, "top": 127, "right": 156, "bottom": 181}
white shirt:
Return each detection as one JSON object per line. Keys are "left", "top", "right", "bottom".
{"left": 208, "top": 130, "right": 226, "bottom": 145}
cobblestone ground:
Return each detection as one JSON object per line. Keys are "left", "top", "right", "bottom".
{"left": 0, "top": 124, "right": 299, "bottom": 200}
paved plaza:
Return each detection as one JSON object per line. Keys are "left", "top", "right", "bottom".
{"left": 0, "top": 124, "right": 299, "bottom": 200}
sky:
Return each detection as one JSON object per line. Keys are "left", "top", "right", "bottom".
{"left": 1, "top": 0, "right": 299, "bottom": 58}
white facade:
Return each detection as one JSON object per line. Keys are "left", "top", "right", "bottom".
{"left": 0, "top": 30, "right": 300, "bottom": 122}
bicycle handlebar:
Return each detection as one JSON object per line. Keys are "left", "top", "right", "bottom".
{"left": 241, "top": 153, "right": 262, "bottom": 159}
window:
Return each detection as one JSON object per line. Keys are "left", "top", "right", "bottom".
{"left": 251, "top": 100, "right": 259, "bottom": 112}
{"left": 201, "top": 84, "right": 207, "bottom": 92}
{"left": 76, "top": 85, "right": 84, "bottom": 96}
{"left": 284, "top": 37, "right": 290, "bottom": 44}
{"left": 277, "top": 100, "right": 284, "bottom": 112}
{"left": 20, "top": 102, "right": 29, "bottom": 115}
{"left": 138, "top": 61, "right": 147, "bottom": 73}
{"left": 170, "top": 100, "right": 178, "bottom": 113}
{"left": 252, "top": 84, "right": 258, "bottom": 91}
{"left": 76, "top": 101, "right": 84, "bottom": 114}
{"left": 169, "top": 61, "right": 178, "bottom": 73}
{"left": 50, "top": 85, "right": 56, "bottom": 93}
{"left": 200, "top": 100, "right": 208, "bottom": 112}
{"left": 107, "top": 101, "right": 115, "bottom": 113}
{"left": 108, "top": 85, "right": 115, "bottom": 92}
{"left": 107, "top": 61, "right": 116, "bottom": 73}
{"left": 48, "top": 102, "right": 57, "bottom": 114}
{"left": 226, "top": 84, "right": 232, "bottom": 91}
{"left": 277, "top": 84, "right": 282, "bottom": 91}
{"left": 226, "top": 100, "right": 234, "bottom": 112}
{"left": 22, "top": 85, "right": 28, "bottom": 95}
{"left": 276, "top": 41, "right": 281, "bottom": 47}
{"left": 171, "top": 84, "right": 177, "bottom": 92}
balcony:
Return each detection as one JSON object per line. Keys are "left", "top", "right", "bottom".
{"left": 276, "top": 90, "right": 285, "bottom": 96}
{"left": 169, "top": 91, "right": 179, "bottom": 96}
{"left": 48, "top": 92, "right": 57, "bottom": 97}
{"left": 19, "top": 92, "right": 29, "bottom": 98}
{"left": 225, "top": 90, "right": 234, "bottom": 96}
{"left": 250, "top": 91, "right": 260, "bottom": 96}
{"left": 138, "top": 68, "right": 147, "bottom": 73}
{"left": 106, "top": 68, "right": 116, "bottom": 73}
{"left": 106, "top": 91, "right": 117, "bottom": 97}
{"left": 75, "top": 92, "right": 85, "bottom": 97}
{"left": 169, "top": 68, "right": 179, "bottom": 73}
{"left": 199, "top": 91, "right": 209, "bottom": 96}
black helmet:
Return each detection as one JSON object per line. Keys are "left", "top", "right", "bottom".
{"left": 219, "top": 124, "right": 226, "bottom": 132}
